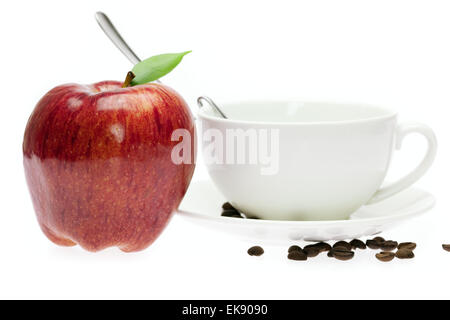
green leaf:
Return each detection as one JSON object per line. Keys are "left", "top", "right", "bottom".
{"left": 131, "top": 51, "right": 191, "bottom": 85}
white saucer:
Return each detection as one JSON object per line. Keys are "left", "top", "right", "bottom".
{"left": 177, "top": 180, "right": 435, "bottom": 242}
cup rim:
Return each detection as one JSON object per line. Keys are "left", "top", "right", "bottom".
{"left": 197, "top": 100, "right": 398, "bottom": 126}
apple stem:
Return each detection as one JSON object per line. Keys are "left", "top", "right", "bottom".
{"left": 122, "top": 71, "right": 136, "bottom": 88}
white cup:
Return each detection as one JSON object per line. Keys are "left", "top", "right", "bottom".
{"left": 197, "top": 101, "right": 437, "bottom": 221}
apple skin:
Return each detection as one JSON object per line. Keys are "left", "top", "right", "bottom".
{"left": 23, "top": 81, "right": 196, "bottom": 252}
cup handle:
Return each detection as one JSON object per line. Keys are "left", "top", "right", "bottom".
{"left": 366, "top": 122, "right": 437, "bottom": 204}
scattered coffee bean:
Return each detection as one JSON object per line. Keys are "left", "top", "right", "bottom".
{"left": 243, "top": 234, "right": 421, "bottom": 261}
{"left": 373, "top": 237, "right": 386, "bottom": 243}
{"left": 247, "top": 246, "right": 264, "bottom": 256}
{"left": 350, "top": 239, "right": 367, "bottom": 250}
{"left": 380, "top": 240, "right": 398, "bottom": 251}
{"left": 376, "top": 252, "right": 395, "bottom": 262}
{"left": 398, "top": 242, "right": 416, "bottom": 250}
{"left": 221, "top": 210, "right": 242, "bottom": 218}
{"left": 288, "top": 250, "right": 307, "bottom": 261}
{"left": 304, "top": 246, "right": 320, "bottom": 258}
{"left": 366, "top": 240, "right": 381, "bottom": 250}
{"left": 442, "top": 244, "right": 450, "bottom": 252}
{"left": 395, "top": 249, "right": 414, "bottom": 259}
{"left": 312, "top": 242, "right": 332, "bottom": 252}
{"left": 333, "top": 241, "right": 352, "bottom": 251}
{"left": 223, "top": 213, "right": 242, "bottom": 218}
{"left": 222, "top": 202, "right": 235, "bottom": 210}
{"left": 331, "top": 249, "right": 355, "bottom": 261}
{"left": 288, "top": 245, "right": 302, "bottom": 253}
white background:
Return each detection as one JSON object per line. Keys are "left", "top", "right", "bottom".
{"left": 0, "top": 0, "right": 449, "bottom": 299}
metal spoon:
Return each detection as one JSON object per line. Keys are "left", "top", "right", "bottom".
{"left": 197, "top": 96, "right": 228, "bottom": 119}
{"left": 94, "top": 11, "right": 160, "bottom": 83}
{"left": 94, "top": 11, "right": 227, "bottom": 118}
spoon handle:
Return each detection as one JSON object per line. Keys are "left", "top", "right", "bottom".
{"left": 95, "top": 12, "right": 225, "bottom": 116}
{"left": 197, "top": 96, "right": 228, "bottom": 119}
{"left": 95, "top": 11, "right": 141, "bottom": 64}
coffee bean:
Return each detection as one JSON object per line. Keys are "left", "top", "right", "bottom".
{"left": 442, "top": 244, "right": 450, "bottom": 252}
{"left": 398, "top": 242, "right": 416, "bottom": 250}
{"left": 288, "top": 250, "right": 307, "bottom": 261}
{"left": 327, "top": 250, "right": 334, "bottom": 258}
{"left": 366, "top": 240, "right": 381, "bottom": 250}
{"left": 333, "top": 241, "right": 352, "bottom": 251}
{"left": 373, "top": 237, "right": 385, "bottom": 243}
{"left": 380, "top": 240, "right": 398, "bottom": 251}
{"left": 312, "top": 242, "right": 332, "bottom": 252}
{"left": 304, "top": 246, "right": 320, "bottom": 258}
{"left": 288, "top": 245, "right": 302, "bottom": 253}
{"left": 227, "top": 213, "right": 243, "bottom": 218}
{"left": 395, "top": 249, "right": 414, "bottom": 259}
{"left": 222, "top": 202, "right": 235, "bottom": 210}
{"left": 331, "top": 249, "right": 355, "bottom": 261}
{"left": 305, "top": 242, "right": 331, "bottom": 254}
{"left": 350, "top": 239, "right": 367, "bottom": 250}
{"left": 247, "top": 246, "right": 264, "bottom": 256}
{"left": 221, "top": 210, "right": 242, "bottom": 218}
{"left": 376, "top": 252, "right": 395, "bottom": 262}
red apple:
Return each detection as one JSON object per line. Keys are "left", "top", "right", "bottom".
{"left": 23, "top": 81, "right": 196, "bottom": 252}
